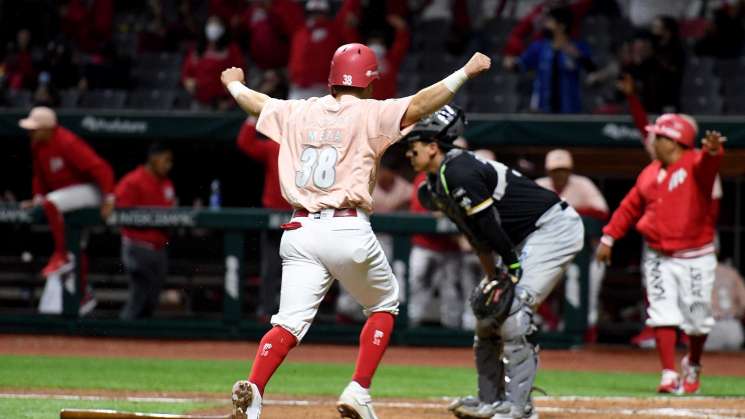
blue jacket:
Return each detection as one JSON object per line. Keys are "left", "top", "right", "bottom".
{"left": 519, "top": 39, "right": 592, "bottom": 113}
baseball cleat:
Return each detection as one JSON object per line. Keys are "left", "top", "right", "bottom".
{"left": 78, "top": 289, "right": 97, "bottom": 317}
{"left": 41, "top": 251, "right": 74, "bottom": 278}
{"left": 232, "top": 380, "right": 261, "bottom": 419}
{"left": 680, "top": 355, "right": 701, "bottom": 394}
{"left": 452, "top": 400, "right": 537, "bottom": 419}
{"left": 336, "top": 381, "right": 378, "bottom": 419}
{"left": 657, "top": 369, "right": 681, "bottom": 394}
{"left": 448, "top": 395, "right": 481, "bottom": 414}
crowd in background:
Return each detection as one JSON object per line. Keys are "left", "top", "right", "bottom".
{"left": 1, "top": 0, "right": 745, "bottom": 113}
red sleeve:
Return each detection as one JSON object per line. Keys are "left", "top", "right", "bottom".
{"left": 602, "top": 184, "right": 645, "bottom": 240}
{"left": 228, "top": 43, "right": 245, "bottom": 69}
{"left": 627, "top": 93, "right": 649, "bottom": 140}
{"left": 693, "top": 148, "right": 723, "bottom": 195}
{"left": 114, "top": 174, "right": 138, "bottom": 207}
{"left": 409, "top": 173, "right": 427, "bottom": 212}
{"left": 708, "top": 198, "right": 720, "bottom": 225}
{"left": 273, "top": 0, "right": 304, "bottom": 36}
{"left": 62, "top": 132, "right": 115, "bottom": 194}
{"left": 236, "top": 120, "right": 273, "bottom": 162}
{"left": 387, "top": 27, "right": 411, "bottom": 67}
{"left": 502, "top": 4, "right": 543, "bottom": 55}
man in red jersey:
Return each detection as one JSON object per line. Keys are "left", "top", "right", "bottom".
{"left": 20, "top": 107, "right": 114, "bottom": 315}
{"left": 115, "top": 143, "right": 176, "bottom": 320}
{"left": 597, "top": 116, "right": 725, "bottom": 395}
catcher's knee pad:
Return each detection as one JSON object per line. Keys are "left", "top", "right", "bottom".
{"left": 501, "top": 337, "right": 538, "bottom": 410}
{"left": 498, "top": 291, "right": 536, "bottom": 342}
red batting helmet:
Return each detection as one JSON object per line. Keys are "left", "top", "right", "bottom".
{"left": 328, "top": 43, "right": 379, "bottom": 89}
{"left": 645, "top": 113, "right": 697, "bottom": 148}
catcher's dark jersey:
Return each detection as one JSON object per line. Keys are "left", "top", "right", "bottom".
{"left": 420, "top": 149, "right": 561, "bottom": 263}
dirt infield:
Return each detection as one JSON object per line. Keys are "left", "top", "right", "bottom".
{"left": 3, "top": 334, "right": 745, "bottom": 418}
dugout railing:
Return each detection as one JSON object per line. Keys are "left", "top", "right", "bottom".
{"left": 0, "top": 205, "right": 601, "bottom": 348}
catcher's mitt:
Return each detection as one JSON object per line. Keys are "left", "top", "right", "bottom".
{"left": 469, "top": 271, "right": 518, "bottom": 321}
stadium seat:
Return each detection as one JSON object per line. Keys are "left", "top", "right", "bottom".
{"left": 681, "top": 75, "right": 721, "bottom": 97}
{"left": 58, "top": 90, "right": 80, "bottom": 108}
{"left": 686, "top": 56, "right": 716, "bottom": 75}
{"left": 171, "top": 89, "right": 195, "bottom": 110}
{"left": 80, "top": 89, "right": 128, "bottom": 109}
{"left": 3, "top": 89, "right": 32, "bottom": 108}
{"left": 467, "top": 93, "right": 519, "bottom": 113}
{"left": 682, "top": 95, "right": 723, "bottom": 115}
{"left": 127, "top": 89, "right": 176, "bottom": 110}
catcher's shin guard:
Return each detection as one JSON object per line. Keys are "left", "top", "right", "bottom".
{"left": 499, "top": 292, "right": 539, "bottom": 412}
{"left": 473, "top": 334, "right": 504, "bottom": 404}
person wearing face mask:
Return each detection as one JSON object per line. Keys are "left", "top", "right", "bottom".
{"left": 181, "top": 15, "right": 245, "bottom": 109}
{"left": 287, "top": 0, "right": 361, "bottom": 99}
{"left": 369, "top": 14, "right": 410, "bottom": 100}
{"left": 503, "top": 6, "right": 595, "bottom": 113}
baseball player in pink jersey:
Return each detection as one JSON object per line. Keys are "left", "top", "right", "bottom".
{"left": 221, "top": 45, "right": 490, "bottom": 419}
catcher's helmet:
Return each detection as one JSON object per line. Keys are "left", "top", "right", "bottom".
{"left": 403, "top": 104, "right": 466, "bottom": 148}
{"left": 328, "top": 43, "right": 379, "bottom": 89}
{"left": 645, "top": 113, "right": 697, "bottom": 148}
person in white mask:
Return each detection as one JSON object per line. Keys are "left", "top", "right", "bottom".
{"left": 181, "top": 15, "right": 245, "bottom": 109}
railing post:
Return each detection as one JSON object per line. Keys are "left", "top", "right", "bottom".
{"left": 392, "top": 234, "right": 411, "bottom": 329}
{"left": 62, "top": 217, "right": 82, "bottom": 318}
{"left": 223, "top": 231, "right": 244, "bottom": 323}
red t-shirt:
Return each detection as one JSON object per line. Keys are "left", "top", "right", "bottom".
{"left": 236, "top": 119, "right": 291, "bottom": 210}
{"left": 603, "top": 149, "right": 723, "bottom": 255}
{"left": 410, "top": 173, "right": 460, "bottom": 252}
{"left": 181, "top": 43, "right": 245, "bottom": 104}
{"left": 115, "top": 166, "right": 176, "bottom": 249}
{"left": 31, "top": 126, "right": 114, "bottom": 196}
{"left": 288, "top": 0, "right": 360, "bottom": 87}
{"left": 242, "top": 0, "right": 304, "bottom": 70}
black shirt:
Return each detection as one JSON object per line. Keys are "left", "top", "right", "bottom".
{"left": 422, "top": 149, "right": 560, "bottom": 265}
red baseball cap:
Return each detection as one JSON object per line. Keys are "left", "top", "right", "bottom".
{"left": 645, "top": 113, "right": 697, "bottom": 148}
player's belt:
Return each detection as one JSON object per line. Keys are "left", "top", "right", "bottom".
{"left": 293, "top": 208, "right": 358, "bottom": 218}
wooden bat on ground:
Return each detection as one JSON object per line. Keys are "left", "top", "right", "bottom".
{"left": 60, "top": 409, "right": 232, "bottom": 419}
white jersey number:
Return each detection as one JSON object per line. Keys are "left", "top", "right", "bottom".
{"left": 295, "top": 146, "right": 338, "bottom": 189}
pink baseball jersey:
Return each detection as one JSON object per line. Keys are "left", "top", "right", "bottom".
{"left": 256, "top": 94, "right": 412, "bottom": 213}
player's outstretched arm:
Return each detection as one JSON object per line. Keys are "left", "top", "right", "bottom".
{"left": 221, "top": 67, "right": 271, "bottom": 116}
{"left": 401, "top": 52, "right": 491, "bottom": 127}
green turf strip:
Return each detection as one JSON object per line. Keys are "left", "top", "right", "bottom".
{"left": 1, "top": 355, "right": 744, "bottom": 398}
{"left": 0, "top": 398, "right": 213, "bottom": 419}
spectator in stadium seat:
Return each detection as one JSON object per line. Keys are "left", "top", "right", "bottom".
{"left": 59, "top": 0, "right": 113, "bottom": 54}
{"left": 181, "top": 15, "right": 245, "bottom": 110}
{"left": 502, "top": 0, "right": 593, "bottom": 57}
{"left": 235, "top": 117, "right": 292, "bottom": 320}
{"left": 166, "top": 0, "right": 201, "bottom": 51}
{"left": 535, "top": 148, "right": 608, "bottom": 340}
{"left": 287, "top": 0, "right": 360, "bottom": 99}
{"left": 239, "top": 0, "right": 304, "bottom": 70}
{"left": 695, "top": 0, "right": 745, "bottom": 59}
{"left": 3, "top": 29, "right": 36, "bottom": 91}
{"left": 115, "top": 143, "right": 176, "bottom": 320}
{"left": 648, "top": 16, "right": 685, "bottom": 112}
{"left": 369, "top": 14, "right": 410, "bottom": 100}
{"left": 504, "top": 6, "right": 595, "bottom": 113}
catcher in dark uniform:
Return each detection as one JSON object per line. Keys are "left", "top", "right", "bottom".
{"left": 404, "top": 105, "right": 585, "bottom": 419}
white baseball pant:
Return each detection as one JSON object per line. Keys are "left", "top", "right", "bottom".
{"left": 271, "top": 209, "right": 399, "bottom": 341}
{"left": 45, "top": 184, "right": 101, "bottom": 212}
{"left": 642, "top": 247, "right": 716, "bottom": 335}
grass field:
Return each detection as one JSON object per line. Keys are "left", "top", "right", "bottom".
{"left": 3, "top": 354, "right": 745, "bottom": 418}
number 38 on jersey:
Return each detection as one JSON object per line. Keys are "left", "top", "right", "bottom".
{"left": 295, "top": 146, "right": 339, "bottom": 189}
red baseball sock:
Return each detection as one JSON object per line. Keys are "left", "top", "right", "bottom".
{"left": 42, "top": 200, "right": 67, "bottom": 255}
{"left": 654, "top": 326, "right": 677, "bottom": 371}
{"left": 686, "top": 334, "right": 707, "bottom": 365}
{"left": 352, "top": 312, "right": 395, "bottom": 389}
{"left": 248, "top": 326, "right": 297, "bottom": 395}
